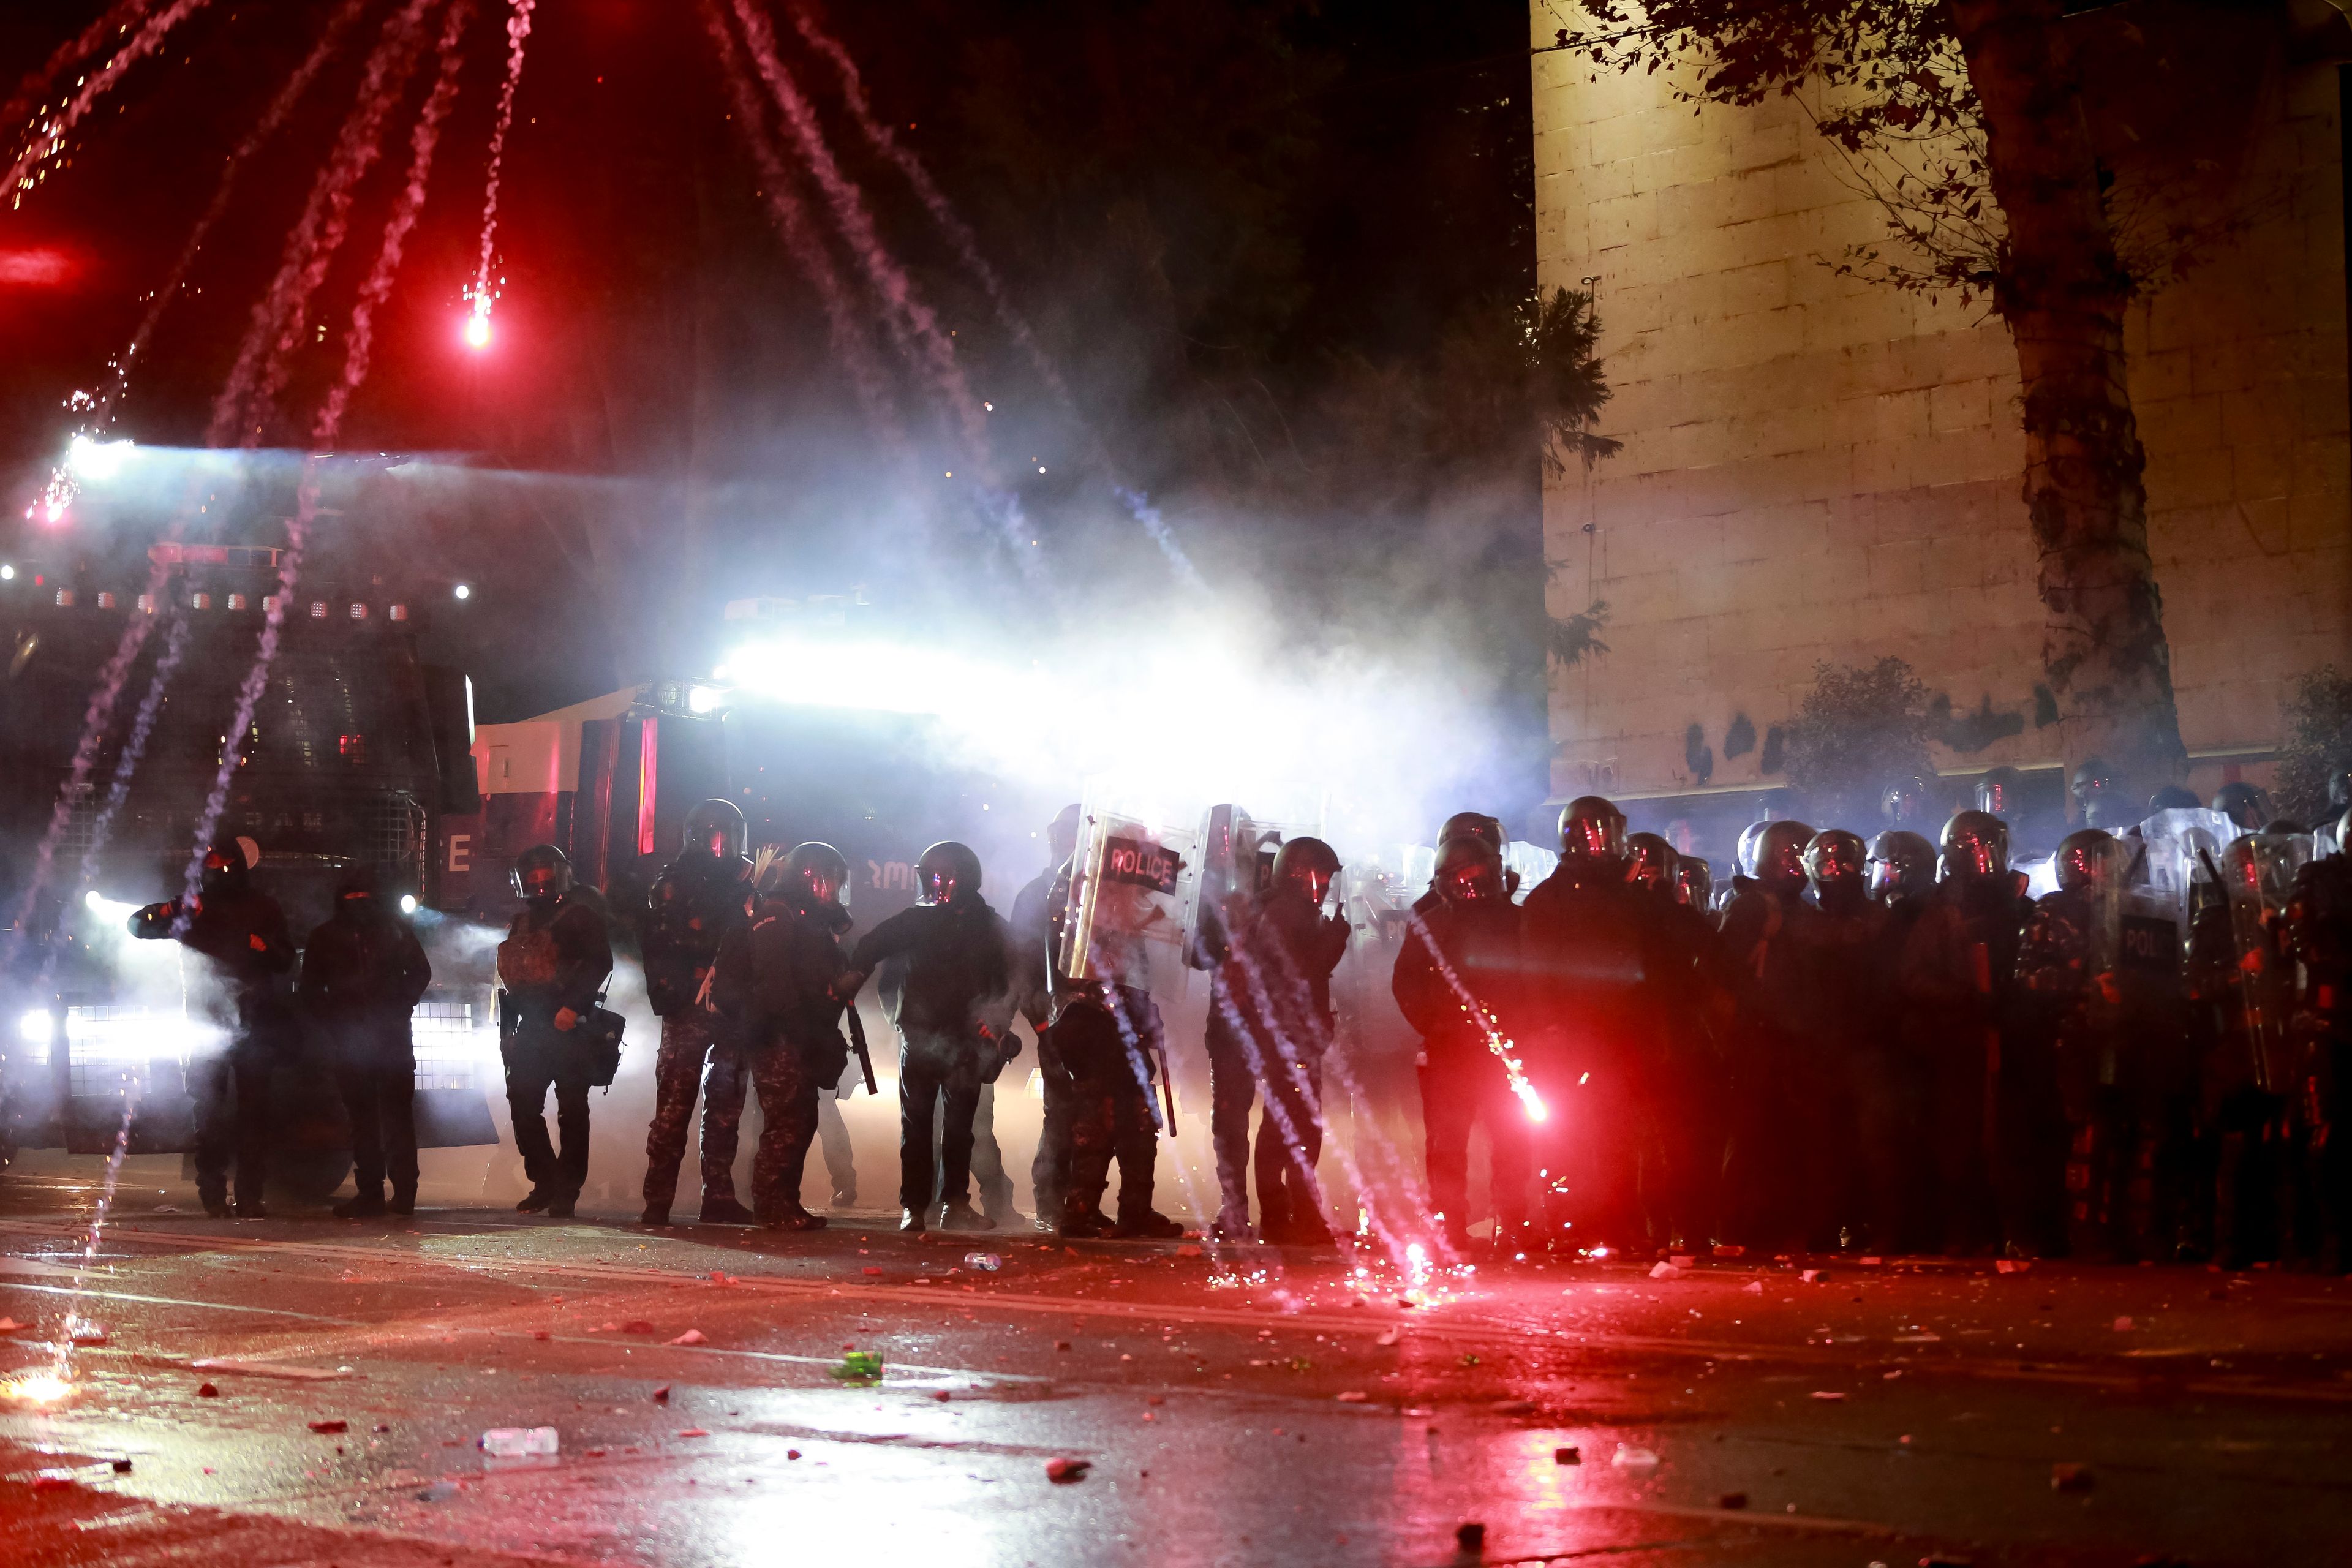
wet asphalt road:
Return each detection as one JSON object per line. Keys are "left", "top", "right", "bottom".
{"left": 3, "top": 1164, "right": 2351, "bottom": 1567}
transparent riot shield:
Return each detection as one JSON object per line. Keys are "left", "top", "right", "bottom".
{"left": 1061, "top": 803, "right": 1194, "bottom": 1003}
{"left": 1178, "top": 804, "right": 1321, "bottom": 970}
{"left": 2220, "top": 832, "right": 2314, "bottom": 1093}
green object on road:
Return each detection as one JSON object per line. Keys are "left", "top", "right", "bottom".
{"left": 831, "top": 1352, "right": 884, "bottom": 1384}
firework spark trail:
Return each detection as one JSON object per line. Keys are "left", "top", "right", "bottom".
{"left": 0, "top": 602, "right": 157, "bottom": 968}
{"left": 1224, "top": 943, "right": 1425, "bottom": 1275}
{"left": 181, "top": 1, "right": 470, "bottom": 916}
{"left": 327, "top": 0, "right": 475, "bottom": 425}
{"left": 1400, "top": 904, "right": 1550, "bottom": 1121}
{"left": 700, "top": 0, "right": 897, "bottom": 436}
{"left": 208, "top": 0, "right": 439, "bottom": 449}
{"left": 1245, "top": 909, "right": 1441, "bottom": 1230}
{"left": 462, "top": 0, "right": 533, "bottom": 342}
{"left": 78, "top": 612, "right": 192, "bottom": 894}
{"left": 245, "top": 0, "right": 445, "bottom": 437}
{"left": 89, "top": 0, "right": 372, "bottom": 437}
{"left": 1113, "top": 487, "right": 1204, "bottom": 588}
{"left": 725, "top": 0, "right": 990, "bottom": 464}
{"left": 0, "top": 0, "right": 157, "bottom": 146}
{"left": 785, "top": 1, "right": 1065, "bottom": 402}
{"left": 785, "top": 6, "right": 1204, "bottom": 587}
{"left": 1081, "top": 968, "right": 1243, "bottom": 1272}
{"left": 23, "top": 0, "right": 372, "bottom": 533}
{"left": 4, "top": 0, "right": 213, "bottom": 211}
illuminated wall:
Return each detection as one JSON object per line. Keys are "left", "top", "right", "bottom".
{"left": 1530, "top": 4, "right": 2352, "bottom": 809}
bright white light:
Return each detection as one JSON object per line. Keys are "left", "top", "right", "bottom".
{"left": 18, "top": 1010, "right": 52, "bottom": 1045}
{"left": 0, "top": 564, "right": 13, "bottom": 581}
{"left": 399, "top": 893, "right": 420, "bottom": 915}
{"left": 462, "top": 307, "right": 492, "bottom": 350}
{"left": 1, "top": 1373, "right": 71, "bottom": 1406}
{"left": 686, "top": 684, "right": 725, "bottom": 715}
{"left": 83, "top": 890, "right": 134, "bottom": 922}
{"left": 66, "top": 434, "right": 133, "bottom": 481}
{"left": 453, "top": 582, "right": 472, "bottom": 601}
{"left": 1515, "top": 1078, "right": 1550, "bottom": 1123}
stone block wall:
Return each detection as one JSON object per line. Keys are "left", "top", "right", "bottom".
{"left": 1532, "top": 6, "right": 2351, "bottom": 809}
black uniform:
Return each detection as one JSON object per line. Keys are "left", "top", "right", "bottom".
{"left": 298, "top": 895, "right": 431, "bottom": 1213}
{"left": 1228, "top": 886, "right": 1349, "bottom": 1242}
{"left": 497, "top": 892, "right": 614, "bottom": 1212}
{"left": 1394, "top": 895, "right": 1528, "bottom": 1246}
{"left": 129, "top": 886, "right": 296, "bottom": 1215}
{"left": 710, "top": 894, "right": 852, "bottom": 1225}
{"left": 639, "top": 849, "right": 753, "bottom": 1218}
{"left": 849, "top": 901, "right": 1015, "bottom": 1221}
{"left": 2285, "top": 854, "right": 2352, "bottom": 1267}
{"left": 1897, "top": 879, "right": 2030, "bottom": 1254}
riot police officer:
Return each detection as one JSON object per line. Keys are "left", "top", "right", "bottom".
{"left": 1012, "top": 806, "right": 1085, "bottom": 1229}
{"left": 497, "top": 845, "right": 614, "bottom": 1219}
{"left": 1240, "top": 837, "right": 1350, "bottom": 1245}
{"left": 1396, "top": 836, "right": 1528, "bottom": 1251}
{"left": 640, "top": 800, "right": 755, "bottom": 1227}
{"left": 2283, "top": 812, "right": 2351, "bottom": 1265}
{"left": 2072, "top": 758, "right": 2127, "bottom": 831}
{"left": 1866, "top": 831, "right": 1937, "bottom": 908}
{"left": 2213, "top": 781, "right": 2272, "bottom": 834}
{"left": 129, "top": 842, "right": 296, "bottom": 1218}
{"left": 1795, "top": 829, "right": 1884, "bottom": 1250}
{"left": 1897, "top": 811, "right": 2033, "bottom": 1254}
{"left": 1717, "top": 820, "right": 1816, "bottom": 1246}
{"left": 1522, "top": 796, "right": 1655, "bottom": 1250}
{"left": 299, "top": 867, "right": 432, "bottom": 1219}
{"left": 841, "top": 842, "right": 1016, "bottom": 1232}
{"left": 1415, "top": 812, "right": 1514, "bottom": 913}
{"left": 709, "top": 843, "right": 856, "bottom": 1229}
{"left": 1633, "top": 834, "right": 1734, "bottom": 1248}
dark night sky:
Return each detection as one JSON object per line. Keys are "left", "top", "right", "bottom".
{"left": 0, "top": 2, "right": 1541, "bottom": 756}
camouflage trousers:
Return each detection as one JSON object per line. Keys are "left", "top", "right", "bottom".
{"left": 641, "top": 1011, "right": 747, "bottom": 1211}
{"left": 746, "top": 1044, "right": 824, "bottom": 1220}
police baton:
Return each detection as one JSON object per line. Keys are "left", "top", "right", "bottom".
{"left": 844, "top": 1003, "right": 879, "bottom": 1096}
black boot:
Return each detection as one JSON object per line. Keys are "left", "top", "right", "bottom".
{"left": 389, "top": 1188, "right": 416, "bottom": 1217}
{"left": 698, "top": 1196, "right": 758, "bottom": 1226}
{"left": 333, "top": 1189, "right": 388, "bottom": 1219}
{"left": 516, "top": 1187, "right": 551, "bottom": 1213}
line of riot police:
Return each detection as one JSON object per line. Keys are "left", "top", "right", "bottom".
{"left": 1384, "top": 783, "right": 2352, "bottom": 1267}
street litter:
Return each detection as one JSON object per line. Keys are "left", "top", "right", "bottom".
{"left": 1555, "top": 1446, "right": 1580, "bottom": 1464}
{"left": 1374, "top": 1327, "right": 1401, "bottom": 1347}
{"left": 195, "top": 1382, "right": 218, "bottom": 1398}
{"left": 0, "top": 1318, "right": 23, "bottom": 1332}
{"left": 676, "top": 1428, "right": 709, "bottom": 1438}
{"left": 1046, "top": 1457, "right": 1090, "bottom": 1482}
{"left": 1799, "top": 1269, "right": 1823, "bottom": 1283}
{"left": 963, "top": 1253, "right": 1003, "bottom": 1272}
{"left": 1336, "top": 1390, "right": 1368, "bottom": 1402}
{"left": 1717, "top": 1491, "right": 1747, "bottom": 1509}
{"left": 1649, "top": 1262, "right": 1683, "bottom": 1280}
{"left": 1175, "top": 1243, "right": 1204, "bottom": 1257}
{"left": 2113, "top": 1316, "right": 2135, "bottom": 1332}
{"left": 831, "top": 1351, "right": 884, "bottom": 1384}
{"left": 189, "top": 1359, "right": 347, "bottom": 1381}
{"left": 1742, "top": 1281, "right": 1764, "bottom": 1294}
{"left": 652, "top": 1385, "right": 671, "bottom": 1403}
{"left": 668, "top": 1330, "right": 706, "bottom": 1345}
{"left": 1611, "top": 1444, "right": 1660, "bottom": 1469}
{"left": 1996, "top": 1259, "right": 2032, "bottom": 1274}
{"left": 480, "top": 1427, "right": 559, "bottom": 1458}
{"left": 307, "top": 1419, "right": 349, "bottom": 1433}
{"left": 1455, "top": 1523, "right": 1485, "bottom": 1550}
{"left": 1809, "top": 1391, "right": 1845, "bottom": 1401}
{"left": 67, "top": 1321, "right": 109, "bottom": 1346}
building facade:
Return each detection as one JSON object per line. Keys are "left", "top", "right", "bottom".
{"left": 1531, "top": 0, "right": 2352, "bottom": 845}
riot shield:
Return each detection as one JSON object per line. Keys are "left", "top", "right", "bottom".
{"left": 1179, "top": 804, "right": 1319, "bottom": 970}
{"left": 1061, "top": 802, "right": 1194, "bottom": 1002}
{"left": 2220, "top": 832, "right": 2313, "bottom": 1093}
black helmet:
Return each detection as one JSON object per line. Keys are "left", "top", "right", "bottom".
{"left": 1866, "top": 829, "right": 1936, "bottom": 903}
{"left": 2146, "top": 785, "right": 2202, "bottom": 813}
{"left": 1752, "top": 820, "right": 1815, "bottom": 897}
{"left": 510, "top": 843, "right": 573, "bottom": 904}
{"left": 1672, "top": 854, "right": 1714, "bottom": 910}
{"left": 1804, "top": 829, "right": 1868, "bottom": 892}
{"left": 1270, "top": 836, "right": 1341, "bottom": 907}
{"left": 916, "top": 841, "right": 982, "bottom": 907}
{"left": 1973, "top": 766, "right": 2024, "bottom": 818}
{"left": 1434, "top": 836, "right": 1505, "bottom": 907}
{"left": 2211, "top": 781, "right": 2270, "bottom": 832}
{"left": 198, "top": 840, "right": 251, "bottom": 897}
{"left": 1940, "top": 810, "right": 2009, "bottom": 884}
{"left": 1624, "top": 832, "right": 1676, "bottom": 895}
{"left": 681, "top": 798, "right": 747, "bottom": 861}
{"left": 1558, "top": 795, "right": 1626, "bottom": 866}
{"left": 1438, "top": 812, "right": 1504, "bottom": 854}
{"left": 770, "top": 841, "right": 851, "bottom": 911}
{"left": 1880, "top": 775, "right": 1931, "bottom": 826}
{"left": 2053, "top": 828, "right": 2118, "bottom": 894}
{"left": 2070, "top": 757, "right": 2116, "bottom": 807}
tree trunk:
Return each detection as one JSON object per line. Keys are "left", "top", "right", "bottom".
{"left": 1947, "top": 0, "right": 2187, "bottom": 810}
